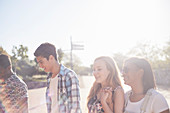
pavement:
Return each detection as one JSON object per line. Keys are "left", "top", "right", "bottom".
{"left": 28, "top": 76, "right": 170, "bottom": 113}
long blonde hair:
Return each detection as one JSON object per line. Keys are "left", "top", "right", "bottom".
{"left": 87, "top": 56, "right": 122, "bottom": 103}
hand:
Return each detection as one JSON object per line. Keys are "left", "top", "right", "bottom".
{"left": 100, "top": 87, "right": 112, "bottom": 104}
{"left": 103, "top": 87, "right": 113, "bottom": 105}
{"left": 100, "top": 89, "right": 109, "bottom": 103}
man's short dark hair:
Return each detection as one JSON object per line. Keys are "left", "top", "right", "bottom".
{"left": 0, "top": 54, "right": 11, "bottom": 68}
{"left": 34, "top": 42, "right": 58, "bottom": 61}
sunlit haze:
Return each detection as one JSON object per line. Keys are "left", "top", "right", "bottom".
{"left": 1, "top": 0, "right": 170, "bottom": 67}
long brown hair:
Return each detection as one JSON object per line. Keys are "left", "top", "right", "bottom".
{"left": 87, "top": 56, "right": 122, "bottom": 104}
{"left": 124, "top": 57, "right": 156, "bottom": 94}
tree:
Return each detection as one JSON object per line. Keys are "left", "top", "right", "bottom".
{"left": 16, "top": 59, "right": 37, "bottom": 78}
{"left": 61, "top": 52, "right": 91, "bottom": 75}
{"left": 10, "top": 45, "right": 38, "bottom": 78}
{"left": 11, "top": 45, "right": 28, "bottom": 72}
{"left": 11, "top": 46, "right": 18, "bottom": 72}
{"left": 128, "top": 42, "right": 163, "bottom": 69}
{"left": 163, "top": 38, "right": 170, "bottom": 67}
{"left": 62, "top": 53, "right": 81, "bottom": 67}
{"left": 57, "top": 48, "right": 64, "bottom": 63}
{"left": 0, "top": 46, "right": 8, "bottom": 54}
{"left": 12, "top": 45, "right": 28, "bottom": 60}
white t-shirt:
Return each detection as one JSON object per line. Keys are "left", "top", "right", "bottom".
{"left": 49, "top": 75, "right": 59, "bottom": 113}
{"left": 125, "top": 98, "right": 144, "bottom": 113}
{"left": 124, "top": 89, "right": 169, "bottom": 113}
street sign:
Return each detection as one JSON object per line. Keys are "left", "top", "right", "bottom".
{"left": 72, "top": 44, "right": 84, "bottom": 50}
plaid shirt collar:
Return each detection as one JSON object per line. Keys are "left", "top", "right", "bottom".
{"left": 47, "top": 64, "right": 65, "bottom": 79}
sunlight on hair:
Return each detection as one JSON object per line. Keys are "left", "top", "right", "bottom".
{"left": 119, "top": 76, "right": 131, "bottom": 93}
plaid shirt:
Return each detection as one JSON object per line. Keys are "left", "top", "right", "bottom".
{"left": 46, "top": 64, "right": 82, "bottom": 113}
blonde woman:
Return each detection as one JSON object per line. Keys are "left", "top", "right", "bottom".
{"left": 87, "top": 56, "right": 124, "bottom": 113}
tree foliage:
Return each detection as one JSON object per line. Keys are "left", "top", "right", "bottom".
{"left": 163, "top": 39, "right": 170, "bottom": 67}
{"left": 10, "top": 45, "right": 37, "bottom": 79}
{"left": 12, "top": 45, "right": 28, "bottom": 60}
{"left": 127, "top": 42, "right": 164, "bottom": 69}
{"left": 57, "top": 48, "right": 64, "bottom": 63}
{"left": 0, "top": 46, "right": 8, "bottom": 55}
{"left": 1, "top": 39, "right": 170, "bottom": 80}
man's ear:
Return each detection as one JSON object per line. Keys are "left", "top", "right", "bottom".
{"left": 49, "top": 55, "right": 54, "bottom": 60}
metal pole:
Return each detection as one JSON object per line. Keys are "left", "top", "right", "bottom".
{"left": 70, "top": 36, "right": 73, "bottom": 70}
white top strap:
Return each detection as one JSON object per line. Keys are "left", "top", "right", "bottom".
{"left": 140, "top": 89, "right": 153, "bottom": 113}
{"left": 124, "top": 90, "right": 132, "bottom": 110}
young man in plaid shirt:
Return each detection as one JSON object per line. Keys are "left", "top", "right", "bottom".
{"left": 34, "top": 42, "right": 81, "bottom": 113}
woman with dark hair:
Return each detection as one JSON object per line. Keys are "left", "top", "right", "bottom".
{"left": 87, "top": 56, "right": 124, "bottom": 113}
{"left": 0, "top": 54, "right": 28, "bottom": 113}
{"left": 122, "top": 57, "right": 169, "bottom": 113}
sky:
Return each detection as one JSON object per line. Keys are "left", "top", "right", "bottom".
{"left": 0, "top": 0, "right": 170, "bottom": 67}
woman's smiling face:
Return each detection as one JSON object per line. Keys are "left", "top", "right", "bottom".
{"left": 93, "top": 59, "right": 110, "bottom": 84}
{"left": 122, "top": 62, "right": 141, "bottom": 86}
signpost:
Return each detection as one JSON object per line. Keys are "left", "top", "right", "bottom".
{"left": 70, "top": 37, "right": 84, "bottom": 70}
